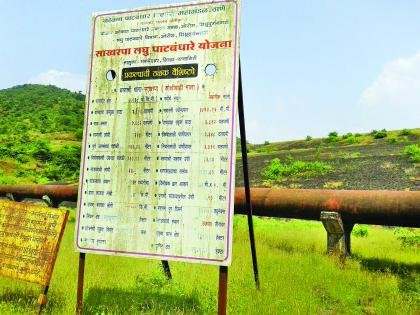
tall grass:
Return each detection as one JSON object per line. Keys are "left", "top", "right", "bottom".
{"left": 0, "top": 215, "right": 418, "bottom": 314}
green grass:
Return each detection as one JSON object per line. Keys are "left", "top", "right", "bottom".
{"left": 404, "top": 144, "right": 420, "bottom": 163}
{"left": 261, "top": 158, "right": 331, "bottom": 181}
{"left": 0, "top": 216, "right": 418, "bottom": 314}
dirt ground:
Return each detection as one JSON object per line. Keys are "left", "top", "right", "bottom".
{"left": 236, "top": 140, "right": 419, "bottom": 191}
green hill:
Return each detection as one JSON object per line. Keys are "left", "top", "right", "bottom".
{"left": 0, "top": 84, "right": 84, "bottom": 184}
{"left": 0, "top": 84, "right": 84, "bottom": 135}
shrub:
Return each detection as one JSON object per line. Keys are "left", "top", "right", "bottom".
{"left": 0, "top": 171, "right": 17, "bottom": 185}
{"left": 370, "top": 129, "right": 387, "bottom": 139}
{"left": 345, "top": 135, "right": 359, "bottom": 145}
{"left": 261, "top": 158, "right": 331, "bottom": 181}
{"left": 399, "top": 128, "right": 413, "bottom": 136}
{"left": 30, "top": 139, "right": 53, "bottom": 162}
{"left": 388, "top": 137, "right": 398, "bottom": 144}
{"left": 327, "top": 131, "right": 339, "bottom": 143}
{"left": 342, "top": 132, "right": 353, "bottom": 139}
{"left": 394, "top": 228, "right": 420, "bottom": 248}
{"left": 352, "top": 225, "right": 368, "bottom": 238}
{"left": 42, "top": 144, "right": 81, "bottom": 181}
{"left": 264, "top": 140, "right": 270, "bottom": 145}
{"left": 75, "top": 129, "right": 84, "bottom": 140}
{"left": 305, "top": 135, "right": 313, "bottom": 141}
{"left": 403, "top": 144, "right": 420, "bottom": 162}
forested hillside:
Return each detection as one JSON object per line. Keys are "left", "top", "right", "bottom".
{"left": 0, "top": 84, "right": 84, "bottom": 135}
{"left": 0, "top": 85, "right": 84, "bottom": 184}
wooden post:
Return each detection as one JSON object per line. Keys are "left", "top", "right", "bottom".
{"left": 218, "top": 266, "right": 228, "bottom": 315}
{"left": 76, "top": 253, "right": 86, "bottom": 315}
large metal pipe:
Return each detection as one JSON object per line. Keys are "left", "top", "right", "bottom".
{"left": 235, "top": 188, "right": 420, "bottom": 228}
{"left": 1, "top": 185, "right": 419, "bottom": 228}
{"left": 0, "top": 184, "right": 78, "bottom": 202}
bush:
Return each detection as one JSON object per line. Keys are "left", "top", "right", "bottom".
{"left": 342, "top": 132, "right": 353, "bottom": 139}
{"left": 75, "top": 129, "right": 84, "bottom": 140}
{"left": 345, "top": 135, "right": 359, "bottom": 145}
{"left": 264, "top": 140, "right": 270, "bottom": 145}
{"left": 388, "top": 137, "right": 398, "bottom": 144}
{"left": 352, "top": 225, "right": 368, "bottom": 238}
{"left": 261, "top": 158, "right": 331, "bottom": 181}
{"left": 0, "top": 171, "right": 17, "bottom": 185}
{"left": 30, "top": 140, "right": 53, "bottom": 162}
{"left": 399, "top": 129, "right": 413, "bottom": 136}
{"left": 394, "top": 228, "right": 420, "bottom": 247}
{"left": 42, "top": 144, "right": 81, "bottom": 181}
{"left": 305, "top": 135, "right": 312, "bottom": 141}
{"left": 370, "top": 129, "right": 388, "bottom": 139}
{"left": 403, "top": 144, "right": 420, "bottom": 162}
{"left": 327, "top": 131, "right": 339, "bottom": 143}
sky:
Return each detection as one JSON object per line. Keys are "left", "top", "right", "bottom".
{"left": 0, "top": 0, "right": 419, "bottom": 143}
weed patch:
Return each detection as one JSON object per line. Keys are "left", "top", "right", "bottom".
{"left": 323, "top": 181, "right": 344, "bottom": 189}
{"left": 261, "top": 158, "right": 331, "bottom": 181}
{"left": 403, "top": 144, "right": 420, "bottom": 163}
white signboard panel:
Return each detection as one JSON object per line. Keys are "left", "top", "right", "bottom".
{"left": 76, "top": 0, "right": 240, "bottom": 265}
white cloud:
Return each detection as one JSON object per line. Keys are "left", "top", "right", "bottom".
{"left": 28, "top": 70, "right": 86, "bottom": 93}
{"left": 358, "top": 51, "right": 420, "bottom": 129}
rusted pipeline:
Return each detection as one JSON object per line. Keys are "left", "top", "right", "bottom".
{"left": 0, "top": 184, "right": 78, "bottom": 202}
{"left": 235, "top": 188, "right": 420, "bottom": 228}
{"left": 0, "top": 185, "right": 419, "bottom": 228}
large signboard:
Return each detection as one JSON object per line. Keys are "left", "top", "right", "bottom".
{"left": 76, "top": 0, "right": 240, "bottom": 265}
{"left": 0, "top": 200, "right": 68, "bottom": 285}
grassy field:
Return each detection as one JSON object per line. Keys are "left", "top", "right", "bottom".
{"left": 0, "top": 214, "right": 418, "bottom": 315}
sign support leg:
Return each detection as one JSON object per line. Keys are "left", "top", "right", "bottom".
{"left": 218, "top": 266, "right": 228, "bottom": 315}
{"left": 238, "top": 62, "right": 260, "bottom": 289}
{"left": 76, "top": 253, "right": 86, "bottom": 315}
{"left": 37, "top": 285, "right": 49, "bottom": 315}
{"left": 161, "top": 260, "right": 172, "bottom": 280}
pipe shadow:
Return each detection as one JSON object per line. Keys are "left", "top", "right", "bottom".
{"left": 83, "top": 286, "right": 203, "bottom": 314}
{"left": 353, "top": 255, "right": 420, "bottom": 297}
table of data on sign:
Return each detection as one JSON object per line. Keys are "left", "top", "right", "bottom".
{"left": 76, "top": 1, "right": 240, "bottom": 265}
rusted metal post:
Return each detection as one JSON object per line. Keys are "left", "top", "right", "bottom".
{"left": 76, "top": 253, "right": 86, "bottom": 315}
{"left": 238, "top": 63, "right": 260, "bottom": 289}
{"left": 37, "top": 285, "right": 49, "bottom": 315}
{"left": 218, "top": 266, "right": 228, "bottom": 315}
{"left": 161, "top": 260, "right": 172, "bottom": 280}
